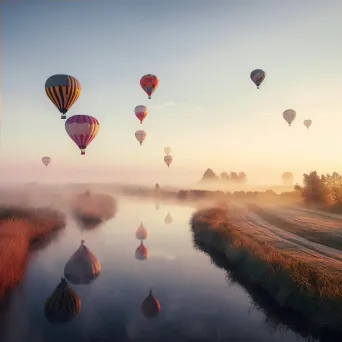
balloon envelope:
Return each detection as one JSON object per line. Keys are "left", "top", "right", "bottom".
{"left": 304, "top": 119, "right": 312, "bottom": 129}
{"left": 250, "top": 69, "right": 266, "bottom": 89}
{"left": 42, "top": 156, "right": 51, "bottom": 167}
{"left": 283, "top": 109, "right": 296, "bottom": 126}
{"left": 65, "top": 115, "right": 100, "bottom": 155}
{"left": 135, "top": 105, "right": 148, "bottom": 124}
{"left": 135, "top": 130, "right": 147, "bottom": 146}
{"left": 135, "top": 241, "right": 148, "bottom": 260}
{"left": 164, "top": 147, "right": 171, "bottom": 155}
{"left": 140, "top": 74, "right": 159, "bottom": 99}
{"left": 164, "top": 155, "right": 173, "bottom": 167}
{"left": 45, "top": 74, "right": 81, "bottom": 119}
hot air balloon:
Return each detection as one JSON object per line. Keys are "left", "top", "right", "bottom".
{"left": 135, "top": 241, "right": 148, "bottom": 260}
{"left": 282, "top": 172, "right": 294, "bottom": 186}
{"left": 250, "top": 69, "right": 266, "bottom": 89}
{"left": 283, "top": 109, "right": 296, "bottom": 126}
{"left": 164, "top": 155, "right": 173, "bottom": 168}
{"left": 65, "top": 115, "right": 100, "bottom": 155}
{"left": 141, "top": 289, "right": 161, "bottom": 318}
{"left": 135, "top": 105, "right": 148, "bottom": 124}
{"left": 165, "top": 212, "right": 173, "bottom": 224}
{"left": 135, "top": 130, "right": 147, "bottom": 146}
{"left": 304, "top": 119, "right": 312, "bottom": 129}
{"left": 136, "top": 222, "right": 148, "bottom": 240}
{"left": 64, "top": 240, "right": 101, "bottom": 285}
{"left": 44, "top": 278, "right": 81, "bottom": 324}
{"left": 45, "top": 74, "right": 81, "bottom": 119}
{"left": 42, "top": 156, "right": 51, "bottom": 167}
{"left": 140, "top": 74, "right": 159, "bottom": 99}
{"left": 164, "top": 147, "right": 171, "bottom": 155}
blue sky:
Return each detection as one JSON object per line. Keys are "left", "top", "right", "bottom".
{"left": 1, "top": 0, "right": 342, "bottom": 186}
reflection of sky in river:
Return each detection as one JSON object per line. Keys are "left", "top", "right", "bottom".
{"left": 1, "top": 197, "right": 308, "bottom": 342}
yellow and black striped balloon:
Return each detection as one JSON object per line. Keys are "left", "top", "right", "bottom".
{"left": 45, "top": 74, "right": 81, "bottom": 119}
{"left": 44, "top": 278, "right": 81, "bottom": 324}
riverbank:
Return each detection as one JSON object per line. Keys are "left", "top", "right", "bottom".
{"left": 0, "top": 206, "right": 66, "bottom": 300}
{"left": 190, "top": 207, "right": 342, "bottom": 335}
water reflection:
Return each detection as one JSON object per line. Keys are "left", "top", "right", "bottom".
{"left": 141, "top": 289, "right": 161, "bottom": 318}
{"left": 135, "top": 222, "right": 148, "bottom": 240}
{"left": 64, "top": 240, "right": 101, "bottom": 285}
{"left": 164, "top": 212, "right": 173, "bottom": 224}
{"left": 135, "top": 241, "right": 149, "bottom": 261}
{"left": 155, "top": 203, "right": 160, "bottom": 211}
{"left": 44, "top": 278, "right": 81, "bottom": 324}
{"left": 191, "top": 235, "right": 338, "bottom": 342}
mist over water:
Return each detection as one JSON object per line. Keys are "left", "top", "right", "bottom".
{"left": 0, "top": 189, "right": 311, "bottom": 342}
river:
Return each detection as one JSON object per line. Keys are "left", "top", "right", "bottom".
{"left": 0, "top": 197, "right": 311, "bottom": 342}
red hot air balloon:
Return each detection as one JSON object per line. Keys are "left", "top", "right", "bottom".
{"left": 65, "top": 115, "right": 100, "bottom": 155}
{"left": 140, "top": 74, "right": 159, "bottom": 99}
{"left": 135, "top": 105, "right": 148, "bottom": 124}
{"left": 135, "top": 241, "right": 148, "bottom": 260}
{"left": 141, "top": 289, "right": 161, "bottom": 318}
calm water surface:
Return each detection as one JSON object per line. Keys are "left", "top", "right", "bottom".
{"left": 1, "top": 198, "right": 309, "bottom": 342}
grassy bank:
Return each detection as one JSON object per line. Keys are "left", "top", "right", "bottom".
{"left": 0, "top": 206, "right": 66, "bottom": 300}
{"left": 190, "top": 208, "right": 342, "bottom": 335}
{"left": 247, "top": 203, "right": 342, "bottom": 251}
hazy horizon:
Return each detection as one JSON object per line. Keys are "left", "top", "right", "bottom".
{"left": 2, "top": 0, "right": 342, "bottom": 187}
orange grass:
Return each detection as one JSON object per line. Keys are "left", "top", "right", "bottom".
{"left": 191, "top": 208, "right": 342, "bottom": 333}
{"left": 0, "top": 206, "right": 65, "bottom": 300}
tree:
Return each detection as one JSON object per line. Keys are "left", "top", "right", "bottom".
{"left": 202, "top": 168, "right": 218, "bottom": 181}
{"left": 220, "top": 172, "right": 230, "bottom": 181}
{"left": 238, "top": 172, "right": 247, "bottom": 183}
{"left": 324, "top": 172, "right": 342, "bottom": 204}
{"left": 296, "top": 171, "right": 330, "bottom": 205}
{"left": 230, "top": 172, "right": 239, "bottom": 182}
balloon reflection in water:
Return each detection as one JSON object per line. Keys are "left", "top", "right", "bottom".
{"left": 141, "top": 289, "right": 161, "bottom": 318}
{"left": 164, "top": 212, "right": 173, "bottom": 224}
{"left": 44, "top": 278, "right": 81, "bottom": 324}
{"left": 135, "top": 241, "right": 148, "bottom": 260}
{"left": 64, "top": 240, "right": 101, "bottom": 285}
{"left": 136, "top": 222, "right": 147, "bottom": 240}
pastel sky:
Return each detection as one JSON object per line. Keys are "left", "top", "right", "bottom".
{"left": 1, "top": 0, "right": 342, "bottom": 186}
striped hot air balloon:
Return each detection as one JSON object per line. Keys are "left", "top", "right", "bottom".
{"left": 135, "top": 105, "right": 148, "bottom": 124}
{"left": 135, "top": 130, "right": 147, "bottom": 146}
{"left": 65, "top": 115, "right": 100, "bottom": 155}
{"left": 44, "top": 278, "right": 81, "bottom": 324}
{"left": 64, "top": 240, "right": 101, "bottom": 285}
{"left": 140, "top": 74, "right": 159, "bottom": 99}
{"left": 45, "top": 74, "right": 81, "bottom": 119}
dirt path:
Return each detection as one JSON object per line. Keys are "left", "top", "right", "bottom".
{"left": 227, "top": 202, "right": 342, "bottom": 265}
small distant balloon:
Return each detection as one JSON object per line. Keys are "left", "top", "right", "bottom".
{"left": 164, "top": 155, "right": 173, "bottom": 168}
{"left": 304, "top": 119, "right": 312, "bottom": 129}
{"left": 135, "top": 130, "right": 147, "bottom": 146}
{"left": 45, "top": 74, "right": 81, "bottom": 119}
{"left": 250, "top": 69, "right": 266, "bottom": 89}
{"left": 164, "top": 147, "right": 171, "bottom": 155}
{"left": 42, "top": 156, "right": 51, "bottom": 167}
{"left": 283, "top": 109, "right": 296, "bottom": 126}
{"left": 140, "top": 74, "right": 159, "bottom": 99}
{"left": 65, "top": 115, "right": 100, "bottom": 155}
{"left": 135, "top": 105, "right": 148, "bottom": 124}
